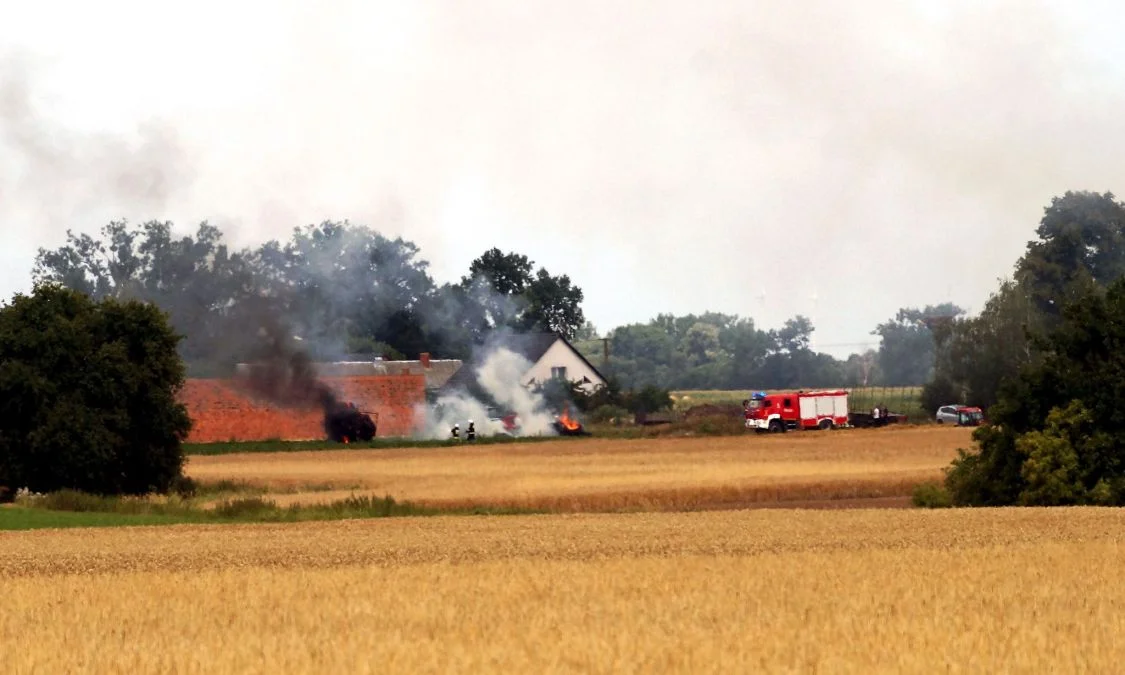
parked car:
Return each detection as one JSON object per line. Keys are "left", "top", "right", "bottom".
{"left": 936, "top": 405, "right": 984, "bottom": 426}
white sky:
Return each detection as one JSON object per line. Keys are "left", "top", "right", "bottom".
{"left": 2, "top": 0, "right": 1124, "bottom": 357}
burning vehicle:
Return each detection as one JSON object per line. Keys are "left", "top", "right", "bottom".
{"left": 324, "top": 401, "right": 378, "bottom": 443}
{"left": 552, "top": 405, "right": 589, "bottom": 436}
{"left": 479, "top": 405, "right": 589, "bottom": 437}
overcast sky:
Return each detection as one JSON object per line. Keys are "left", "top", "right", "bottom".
{"left": 2, "top": 0, "right": 1124, "bottom": 357}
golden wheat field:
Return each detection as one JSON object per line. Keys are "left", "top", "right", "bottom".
{"left": 186, "top": 425, "right": 971, "bottom": 511}
{"left": 2, "top": 507, "right": 1123, "bottom": 672}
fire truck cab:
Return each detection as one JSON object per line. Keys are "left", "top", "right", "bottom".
{"left": 744, "top": 390, "right": 849, "bottom": 433}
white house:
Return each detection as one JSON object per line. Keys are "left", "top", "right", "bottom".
{"left": 517, "top": 334, "right": 607, "bottom": 393}
{"left": 441, "top": 331, "right": 607, "bottom": 397}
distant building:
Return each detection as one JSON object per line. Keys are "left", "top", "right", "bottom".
{"left": 440, "top": 331, "right": 607, "bottom": 398}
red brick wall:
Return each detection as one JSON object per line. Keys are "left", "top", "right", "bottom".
{"left": 179, "top": 374, "right": 425, "bottom": 443}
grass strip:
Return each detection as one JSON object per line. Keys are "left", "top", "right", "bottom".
{"left": 1, "top": 489, "right": 542, "bottom": 531}
{"left": 0, "top": 506, "right": 200, "bottom": 530}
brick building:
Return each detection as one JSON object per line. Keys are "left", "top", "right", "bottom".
{"left": 178, "top": 356, "right": 456, "bottom": 443}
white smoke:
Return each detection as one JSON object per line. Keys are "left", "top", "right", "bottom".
{"left": 414, "top": 345, "right": 560, "bottom": 439}
{"left": 474, "top": 347, "right": 558, "bottom": 436}
{"left": 416, "top": 394, "right": 493, "bottom": 440}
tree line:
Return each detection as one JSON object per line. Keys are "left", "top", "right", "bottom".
{"left": 32, "top": 220, "right": 962, "bottom": 387}
{"left": 581, "top": 304, "right": 964, "bottom": 391}
{"left": 32, "top": 221, "right": 585, "bottom": 375}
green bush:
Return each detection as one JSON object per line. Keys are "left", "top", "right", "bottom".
{"left": 211, "top": 497, "right": 278, "bottom": 519}
{"left": 912, "top": 482, "right": 952, "bottom": 508}
{"left": 590, "top": 405, "right": 630, "bottom": 424}
{"left": 0, "top": 284, "right": 192, "bottom": 496}
{"left": 1015, "top": 403, "right": 1086, "bottom": 505}
{"left": 37, "top": 489, "right": 113, "bottom": 512}
{"left": 551, "top": 376, "right": 672, "bottom": 422}
{"left": 946, "top": 399, "right": 1125, "bottom": 506}
{"left": 626, "top": 385, "right": 674, "bottom": 414}
{"left": 31, "top": 489, "right": 175, "bottom": 515}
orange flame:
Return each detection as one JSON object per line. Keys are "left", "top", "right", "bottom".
{"left": 558, "top": 406, "right": 581, "bottom": 431}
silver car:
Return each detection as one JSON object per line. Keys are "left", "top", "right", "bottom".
{"left": 936, "top": 405, "right": 961, "bottom": 424}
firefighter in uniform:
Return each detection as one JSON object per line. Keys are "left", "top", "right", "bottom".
{"left": 451, "top": 423, "right": 460, "bottom": 440}
{"left": 466, "top": 420, "right": 476, "bottom": 441}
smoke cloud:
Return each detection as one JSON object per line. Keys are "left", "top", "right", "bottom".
{"left": 236, "top": 325, "right": 337, "bottom": 411}
{"left": 417, "top": 345, "right": 561, "bottom": 440}
{"left": 3, "top": 1, "right": 1125, "bottom": 354}
{"left": 0, "top": 53, "right": 196, "bottom": 232}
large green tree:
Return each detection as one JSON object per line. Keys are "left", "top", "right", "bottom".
{"left": 945, "top": 277, "right": 1125, "bottom": 506}
{"left": 1015, "top": 190, "right": 1125, "bottom": 327}
{"left": 0, "top": 284, "right": 192, "bottom": 497}
{"left": 34, "top": 220, "right": 268, "bottom": 374}
{"left": 519, "top": 268, "right": 585, "bottom": 337}
{"left": 256, "top": 221, "right": 437, "bottom": 359}
{"left": 461, "top": 248, "right": 587, "bottom": 338}
{"left": 465, "top": 248, "right": 533, "bottom": 295}
{"left": 928, "top": 191, "right": 1125, "bottom": 413}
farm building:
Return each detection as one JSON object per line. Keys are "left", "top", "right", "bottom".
{"left": 440, "top": 331, "right": 607, "bottom": 397}
{"left": 178, "top": 357, "right": 450, "bottom": 443}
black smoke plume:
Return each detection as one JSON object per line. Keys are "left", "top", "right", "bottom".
{"left": 237, "top": 320, "right": 376, "bottom": 442}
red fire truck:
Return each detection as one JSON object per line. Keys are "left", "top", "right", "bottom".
{"left": 744, "top": 390, "right": 849, "bottom": 432}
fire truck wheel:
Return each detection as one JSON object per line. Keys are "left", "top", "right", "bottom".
{"left": 768, "top": 419, "right": 784, "bottom": 433}
{"left": 818, "top": 418, "right": 833, "bottom": 430}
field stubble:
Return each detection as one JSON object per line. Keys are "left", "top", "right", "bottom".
{"left": 185, "top": 425, "right": 970, "bottom": 511}
{"left": 1, "top": 508, "right": 1123, "bottom": 672}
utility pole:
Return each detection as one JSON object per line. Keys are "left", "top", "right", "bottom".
{"left": 602, "top": 337, "right": 610, "bottom": 370}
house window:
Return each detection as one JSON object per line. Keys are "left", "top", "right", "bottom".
{"left": 551, "top": 366, "right": 567, "bottom": 380}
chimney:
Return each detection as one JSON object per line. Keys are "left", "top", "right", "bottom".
{"left": 420, "top": 352, "right": 431, "bottom": 369}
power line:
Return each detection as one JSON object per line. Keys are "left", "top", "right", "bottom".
{"left": 814, "top": 341, "right": 880, "bottom": 348}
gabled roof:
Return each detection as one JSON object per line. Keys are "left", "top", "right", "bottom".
{"left": 440, "top": 331, "right": 606, "bottom": 395}
{"left": 492, "top": 332, "right": 560, "bottom": 364}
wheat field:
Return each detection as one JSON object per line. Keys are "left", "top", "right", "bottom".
{"left": 186, "top": 425, "right": 970, "bottom": 511}
{"left": 2, "top": 507, "right": 1123, "bottom": 672}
